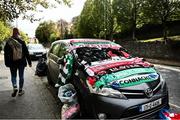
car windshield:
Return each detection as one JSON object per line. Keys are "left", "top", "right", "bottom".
{"left": 75, "top": 47, "right": 129, "bottom": 64}
{"left": 28, "top": 44, "right": 44, "bottom": 50}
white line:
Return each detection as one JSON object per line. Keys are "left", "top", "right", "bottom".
{"left": 154, "top": 64, "right": 180, "bottom": 72}
{"left": 170, "top": 103, "right": 180, "bottom": 109}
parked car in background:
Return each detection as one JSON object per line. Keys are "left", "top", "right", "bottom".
{"left": 47, "top": 39, "right": 169, "bottom": 119}
{"left": 27, "top": 43, "right": 47, "bottom": 59}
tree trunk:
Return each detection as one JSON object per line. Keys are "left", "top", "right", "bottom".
{"left": 162, "top": 20, "right": 168, "bottom": 44}
{"left": 132, "top": 0, "right": 137, "bottom": 41}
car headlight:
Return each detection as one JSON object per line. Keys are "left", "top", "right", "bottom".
{"left": 86, "top": 77, "right": 127, "bottom": 99}
{"left": 95, "top": 87, "right": 127, "bottom": 99}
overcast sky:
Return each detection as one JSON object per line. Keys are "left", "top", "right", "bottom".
{"left": 12, "top": 0, "right": 86, "bottom": 37}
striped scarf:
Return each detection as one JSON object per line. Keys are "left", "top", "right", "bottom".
{"left": 58, "top": 53, "right": 74, "bottom": 84}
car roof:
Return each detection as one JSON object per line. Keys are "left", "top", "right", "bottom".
{"left": 52, "top": 38, "right": 113, "bottom": 45}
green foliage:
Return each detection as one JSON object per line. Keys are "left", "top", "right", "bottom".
{"left": 140, "top": 0, "right": 180, "bottom": 40}
{"left": 50, "top": 33, "right": 58, "bottom": 42}
{"left": 35, "top": 21, "right": 60, "bottom": 43}
{"left": 75, "top": 0, "right": 113, "bottom": 39}
{"left": 57, "top": 19, "right": 69, "bottom": 39}
{"left": 20, "top": 31, "right": 29, "bottom": 44}
{"left": 0, "top": 21, "right": 11, "bottom": 43}
{"left": 70, "top": 16, "right": 80, "bottom": 37}
{"left": 141, "top": 0, "right": 180, "bottom": 24}
{"left": 0, "top": 0, "right": 72, "bottom": 22}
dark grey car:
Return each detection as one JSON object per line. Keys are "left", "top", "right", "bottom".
{"left": 47, "top": 39, "right": 169, "bottom": 119}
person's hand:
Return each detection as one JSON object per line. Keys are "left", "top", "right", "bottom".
{"left": 29, "top": 64, "right": 32, "bottom": 67}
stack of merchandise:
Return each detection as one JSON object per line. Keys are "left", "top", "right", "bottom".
{"left": 58, "top": 84, "right": 80, "bottom": 119}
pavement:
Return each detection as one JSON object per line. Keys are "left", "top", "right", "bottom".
{"left": 0, "top": 55, "right": 61, "bottom": 119}
{"left": 0, "top": 52, "right": 3, "bottom": 61}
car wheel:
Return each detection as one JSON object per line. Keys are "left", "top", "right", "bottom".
{"left": 47, "top": 68, "right": 54, "bottom": 86}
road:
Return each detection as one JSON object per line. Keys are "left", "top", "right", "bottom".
{"left": 154, "top": 64, "right": 180, "bottom": 112}
{"left": 0, "top": 59, "right": 180, "bottom": 118}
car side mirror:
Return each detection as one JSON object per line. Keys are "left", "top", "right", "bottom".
{"left": 57, "top": 57, "right": 64, "bottom": 64}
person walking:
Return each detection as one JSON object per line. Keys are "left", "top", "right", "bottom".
{"left": 4, "top": 28, "right": 32, "bottom": 97}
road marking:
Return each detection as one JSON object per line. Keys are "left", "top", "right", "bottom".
{"left": 155, "top": 64, "right": 180, "bottom": 72}
{"left": 170, "top": 103, "right": 180, "bottom": 109}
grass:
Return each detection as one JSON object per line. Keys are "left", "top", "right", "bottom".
{"left": 139, "top": 35, "right": 180, "bottom": 43}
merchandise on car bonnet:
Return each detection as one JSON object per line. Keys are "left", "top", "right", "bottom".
{"left": 75, "top": 46, "right": 156, "bottom": 91}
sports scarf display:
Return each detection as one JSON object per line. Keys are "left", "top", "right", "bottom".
{"left": 58, "top": 53, "right": 74, "bottom": 84}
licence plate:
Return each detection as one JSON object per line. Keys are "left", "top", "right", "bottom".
{"left": 140, "top": 98, "right": 162, "bottom": 112}
{"left": 36, "top": 54, "right": 42, "bottom": 57}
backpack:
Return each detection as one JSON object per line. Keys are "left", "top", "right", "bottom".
{"left": 7, "top": 38, "right": 22, "bottom": 61}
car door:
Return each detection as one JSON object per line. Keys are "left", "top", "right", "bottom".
{"left": 56, "top": 43, "right": 68, "bottom": 82}
{"left": 47, "top": 42, "right": 68, "bottom": 83}
{"left": 47, "top": 43, "right": 61, "bottom": 83}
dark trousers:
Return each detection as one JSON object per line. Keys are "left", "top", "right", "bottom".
{"left": 10, "top": 65, "right": 25, "bottom": 89}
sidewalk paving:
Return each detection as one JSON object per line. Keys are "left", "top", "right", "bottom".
{"left": 0, "top": 60, "right": 60, "bottom": 119}
{"left": 0, "top": 52, "right": 3, "bottom": 61}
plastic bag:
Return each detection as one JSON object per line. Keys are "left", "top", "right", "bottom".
{"left": 58, "top": 84, "right": 80, "bottom": 119}
{"left": 58, "top": 84, "right": 77, "bottom": 104}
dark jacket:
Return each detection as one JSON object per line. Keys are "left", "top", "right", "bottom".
{"left": 4, "top": 37, "right": 32, "bottom": 67}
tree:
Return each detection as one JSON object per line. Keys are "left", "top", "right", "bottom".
{"left": 141, "top": 0, "right": 180, "bottom": 41}
{"left": 20, "top": 32, "right": 29, "bottom": 44}
{"left": 57, "top": 19, "right": 69, "bottom": 39}
{"left": 35, "top": 21, "right": 60, "bottom": 43}
{"left": 76, "top": 0, "right": 113, "bottom": 39}
{"left": 77, "top": 0, "right": 94, "bottom": 38}
{"left": 113, "top": 0, "right": 143, "bottom": 40}
{"left": 70, "top": 16, "right": 80, "bottom": 38}
{"left": 0, "top": 0, "right": 71, "bottom": 22}
{"left": 0, "top": 21, "right": 11, "bottom": 43}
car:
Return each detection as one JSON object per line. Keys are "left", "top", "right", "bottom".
{"left": 46, "top": 39, "right": 169, "bottom": 119}
{"left": 27, "top": 43, "right": 47, "bottom": 59}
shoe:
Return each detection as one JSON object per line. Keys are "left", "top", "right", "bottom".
{"left": 11, "top": 88, "right": 18, "bottom": 97}
{"left": 55, "top": 83, "right": 61, "bottom": 88}
{"left": 18, "top": 90, "right": 25, "bottom": 96}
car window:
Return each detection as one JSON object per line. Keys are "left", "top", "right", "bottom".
{"left": 58, "top": 43, "right": 67, "bottom": 58}
{"left": 51, "top": 44, "right": 61, "bottom": 56}
{"left": 75, "top": 47, "right": 130, "bottom": 63}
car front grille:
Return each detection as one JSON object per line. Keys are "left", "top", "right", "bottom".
{"left": 120, "top": 79, "right": 161, "bottom": 99}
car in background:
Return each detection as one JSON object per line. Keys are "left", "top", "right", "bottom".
{"left": 27, "top": 43, "right": 47, "bottom": 59}
{"left": 46, "top": 39, "right": 169, "bottom": 119}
